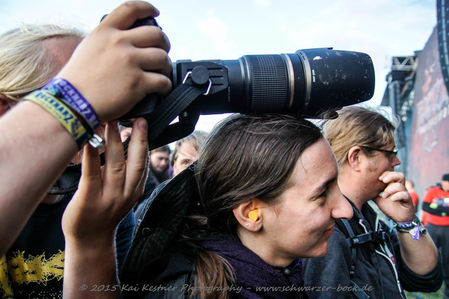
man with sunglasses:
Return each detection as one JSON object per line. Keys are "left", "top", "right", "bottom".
{"left": 303, "top": 106, "right": 442, "bottom": 298}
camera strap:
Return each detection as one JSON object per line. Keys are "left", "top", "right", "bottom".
{"left": 145, "top": 83, "right": 205, "bottom": 149}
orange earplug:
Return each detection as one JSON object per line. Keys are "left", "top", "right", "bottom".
{"left": 248, "top": 209, "right": 259, "bottom": 222}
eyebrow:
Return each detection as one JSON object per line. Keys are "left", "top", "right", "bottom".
{"left": 309, "top": 174, "right": 337, "bottom": 199}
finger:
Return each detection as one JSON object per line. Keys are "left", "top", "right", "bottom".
{"left": 379, "top": 171, "right": 405, "bottom": 184}
{"left": 124, "top": 118, "right": 149, "bottom": 199}
{"left": 126, "top": 26, "right": 171, "bottom": 52}
{"left": 388, "top": 191, "right": 412, "bottom": 204}
{"left": 381, "top": 182, "right": 405, "bottom": 199}
{"left": 133, "top": 154, "right": 149, "bottom": 201}
{"left": 103, "top": 121, "right": 126, "bottom": 193}
{"left": 140, "top": 71, "right": 173, "bottom": 96}
{"left": 136, "top": 156, "right": 149, "bottom": 198}
{"left": 77, "top": 144, "right": 101, "bottom": 200}
{"left": 136, "top": 48, "right": 172, "bottom": 76}
{"left": 101, "top": 1, "right": 160, "bottom": 30}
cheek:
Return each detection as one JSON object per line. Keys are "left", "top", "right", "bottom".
{"left": 365, "top": 158, "right": 379, "bottom": 174}
{"left": 173, "top": 162, "right": 184, "bottom": 172}
{"left": 279, "top": 205, "right": 328, "bottom": 238}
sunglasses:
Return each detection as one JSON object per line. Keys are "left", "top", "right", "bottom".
{"left": 361, "top": 146, "right": 398, "bottom": 157}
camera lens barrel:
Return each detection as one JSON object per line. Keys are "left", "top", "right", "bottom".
{"left": 233, "top": 48, "right": 375, "bottom": 117}
{"left": 294, "top": 48, "right": 375, "bottom": 116}
{"left": 178, "top": 48, "right": 374, "bottom": 117}
{"left": 240, "top": 54, "right": 290, "bottom": 112}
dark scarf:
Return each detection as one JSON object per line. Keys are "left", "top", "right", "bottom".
{"left": 201, "top": 234, "right": 305, "bottom": 299}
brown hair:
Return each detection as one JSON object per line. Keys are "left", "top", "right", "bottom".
{"left": 322, "top": 106, "right": 396, "bottom": 166}
{"left": 150, "top": 145, "right": 171, "bottom": 155}
{"left": 183, "top": 113, "right": 322, "bottom": 297}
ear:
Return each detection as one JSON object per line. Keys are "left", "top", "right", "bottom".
{"left": 347, "top": 146, "right": 363, "bottom": 172}
{"left": 233, "top": 200, "right": 262, "bottom": 232}
{"left": 0, "top": 94, "right": 14, "bottom": 116}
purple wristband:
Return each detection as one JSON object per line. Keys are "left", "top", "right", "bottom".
{"left": 394, "top": 217, "right": 426, "bottom": 240}
{"left": 44, "top": 78, "right": 100, "bottom": 129}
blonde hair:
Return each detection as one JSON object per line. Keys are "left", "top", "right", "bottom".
{"left": 0, "top": 24, "right": 84, "bottom": 101}
{"left": 171, "top": 130, "right": 208, "bottom": 166}
{"left": 323, "top": 106, "right": 396, "bottom": 166}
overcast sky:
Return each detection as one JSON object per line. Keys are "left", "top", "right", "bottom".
{"left": 0, "top": 0, "right": 436, "bottom": 131}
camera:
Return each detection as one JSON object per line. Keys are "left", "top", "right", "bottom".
{"left": 119, "top": 18, "right": 375, "bottom": 149}
{"left": 49, "top": 17, "right": 375, "bottom": 194}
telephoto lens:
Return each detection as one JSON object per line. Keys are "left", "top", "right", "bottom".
{"left": 171, "top": 48, "right": 375, "bottom": 118}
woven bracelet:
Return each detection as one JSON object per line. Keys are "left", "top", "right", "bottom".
{"left": 393, "top": 216, "right": 427, "bottom": 240}
{"left": 43, "top": 78, "right": 103, "bottom": 148}
{"left": 23, "top": 90, "right": 89, "bottom": 149}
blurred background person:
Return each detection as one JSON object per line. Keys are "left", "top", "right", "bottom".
{"left": 171, "top": 130, "right": 208, "bottom": 176}
{"left": 149, "top": 145, "right": 171, "bottom": 181}
{"left": 421, "top": 173, "right": 449, "bottom": 298}
{"left": 406, "top": 179, "right": 420, "bottom": 214}
{"left": 135, "top": 145, "right": 172, "bottom": 211}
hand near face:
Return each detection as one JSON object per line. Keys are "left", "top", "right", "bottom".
{"left": 57, "top": 1, "right": 172, "bottom": 121}
{"left": 373, "top": 171, "right": 415, "bottom": 222}
{"left": 62, "top": 118, "right": 148, "bottom": 246}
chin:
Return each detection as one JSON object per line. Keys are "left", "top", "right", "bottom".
{"left": 303, "top": 242, "right": 329, "bottom": 258}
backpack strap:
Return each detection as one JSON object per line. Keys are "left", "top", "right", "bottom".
{"left": 336, "top": 219, "right": 371, "bottom": 299}
{"left": 337, "top": 219, "right": 358, "bottom": 277}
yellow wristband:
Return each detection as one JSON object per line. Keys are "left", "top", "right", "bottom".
{"left": 23, "top": 90, "right": 89, "bottom": 149}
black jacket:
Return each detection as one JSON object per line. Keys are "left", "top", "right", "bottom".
{"left": 121, "top": 165, "right": 201, "bottom": 299}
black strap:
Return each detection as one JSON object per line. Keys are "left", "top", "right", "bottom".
{"left": 340, "top": 219, "right": 358, "bottom": 277}
{"left": 339, "top": 219, "right": 371, "bottom": 298}
{"left": 339, "top": 218, "right": 397, "bottom": 299}
{"left": 350, "top": 280, "right": 370, "bottom": 299}
{"left": 348, "top": 231, "right": 388, "bottom": 247}
{"left": 147, "top": 83, "right": 204, "bottom": 147}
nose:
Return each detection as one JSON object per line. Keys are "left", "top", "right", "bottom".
{"left": 163, "top": 158, "right": 169, "bottom": 166}
{"left": 391, "top": 155, "right": 401, "bottom": 167}
{"left": 331, "top": 191, "right": 353, "bottom": 220}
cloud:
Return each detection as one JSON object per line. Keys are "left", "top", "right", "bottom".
{"left": 252, "top": 0, "right": 272, "bottom": 8}
{"left": 195, "top": 12, "right": 237, "bottom": 58}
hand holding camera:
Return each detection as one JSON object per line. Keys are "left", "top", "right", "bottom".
{"left": 57, "top": 1, "right": 172, "bottom": 122}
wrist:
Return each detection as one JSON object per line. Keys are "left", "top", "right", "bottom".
{"left": 392, "top": 216, "right": 427, "bottom": 240}
{"left": 65, "top": 236, "right": 116, "bottom": 267}
{"left": 65, "top": 231, "right": 115, "bottom": 251}
{"left": 23, "top": 90, "right": 90, "bottom": 149}
{"left": 42, "top": 78, "right": 104, "bottom": 148}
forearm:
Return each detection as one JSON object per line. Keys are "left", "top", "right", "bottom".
{"left": 422, "top": 202, "right": 449, "bottom": 215}
{"left": 398, "top": 232, "right": 438, "bottom": 275}
{"left": 0, "top": 101, "right": 77, "bottom": 254}
{"left": 64, "top": 237, "right": 120, "bottom": 299}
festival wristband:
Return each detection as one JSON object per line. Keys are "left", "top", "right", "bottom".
{"left": 392, "top": 216, "right": 427, "bottom": 240}
{"left": 23, "top": 90, "right": 89, "bottom": 149}
{"left": 43, "top": 78, "right": 104, "bottom": 148}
